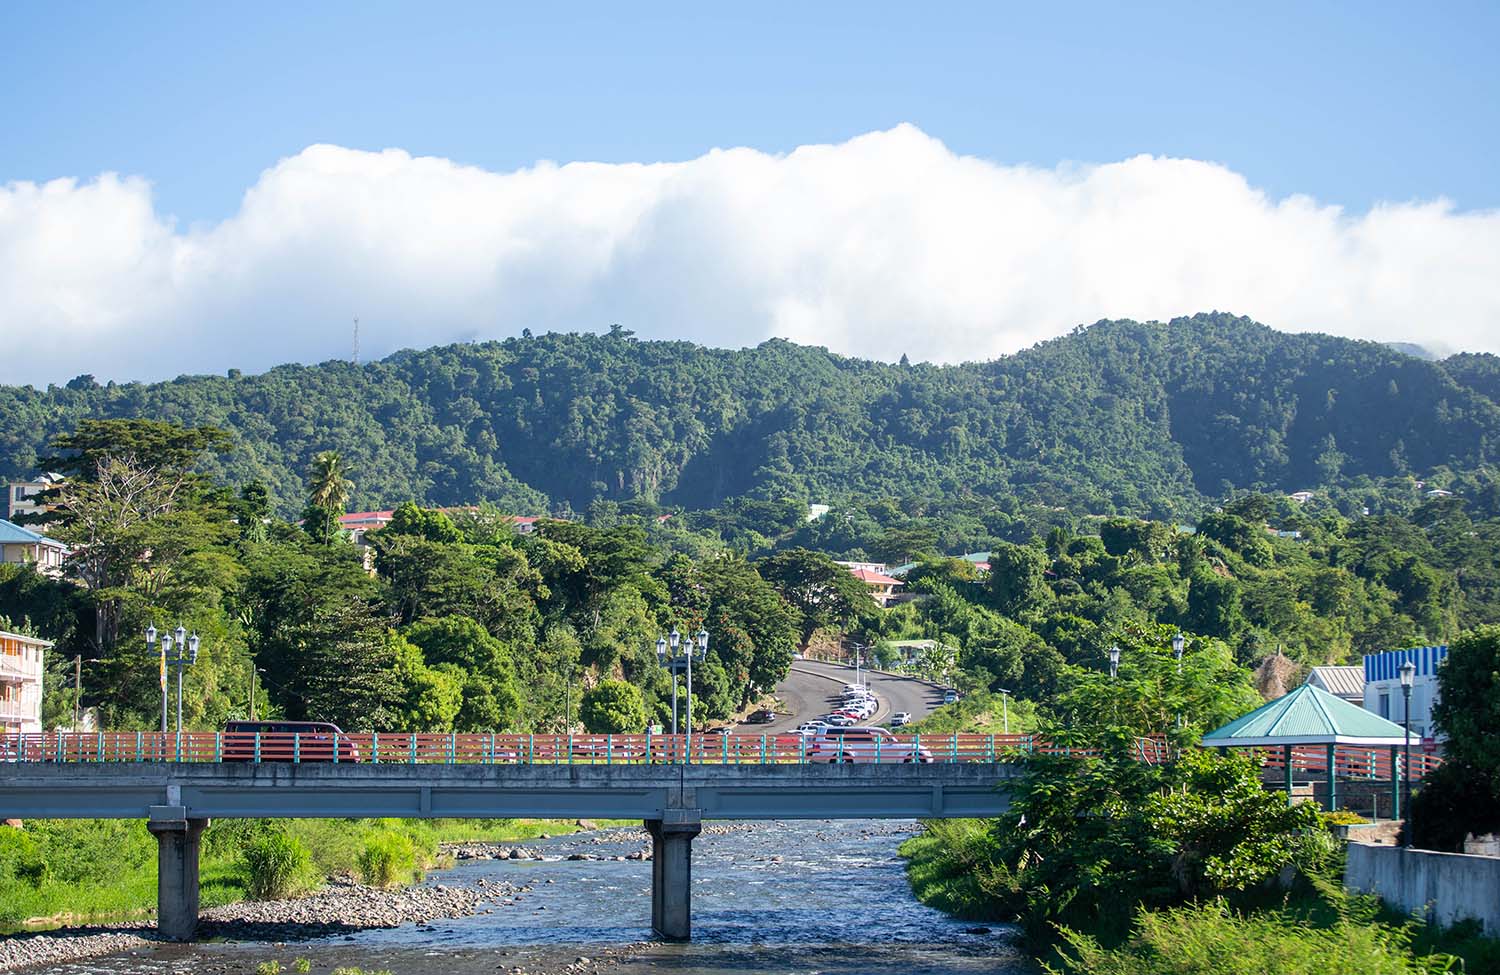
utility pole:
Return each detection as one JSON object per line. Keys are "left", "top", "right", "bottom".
{"left": 73, "top": 654, "right": 81, "bottom": 731}
{"left": 249, "top": 665, "right": 258, "bottom": 721}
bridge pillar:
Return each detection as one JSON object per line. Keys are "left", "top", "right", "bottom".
{"left": 645, "top": 810, "right": 701, "bottom": 941}
{"left": 147, "top": 806, "right": 209, "bottom": 941}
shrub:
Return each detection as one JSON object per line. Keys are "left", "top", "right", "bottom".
{"left": 255, "top": 962, "right": 283, "bottom": 975}
{"left": 356, "top": 831, "right": 417, "bottom": 888}
{"left": 243, "top": 833, "right": 315, "bottom": 900}
{"left": 1320, "top": 810, "right": 1368, "bottom": 828}
{"left": 1044, "top": 897, "right": 1461, "bottom": 975}
{"left": 293, "top": 960, "right": 312, "bottom": 974}
{"left": 0, "top": 827, "right": 49, "bottom": 886}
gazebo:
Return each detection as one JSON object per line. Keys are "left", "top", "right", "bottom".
{"left": 1202, "top": 683, "right": 1410, "bottom": 813}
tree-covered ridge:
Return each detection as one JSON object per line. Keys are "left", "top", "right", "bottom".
{"left": 2, "top": 313, "right": 1498, "bottom": 519}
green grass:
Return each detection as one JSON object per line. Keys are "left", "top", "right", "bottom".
{"left": 898, "top": 819, "right": 1010, "bottom": 921}
{"left": 0, "top": 816, "right": 633, "bottom": 931}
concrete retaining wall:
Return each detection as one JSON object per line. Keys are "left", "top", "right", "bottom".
{"left": 1346, "top": 843, "right": 1500, "bottom": 932}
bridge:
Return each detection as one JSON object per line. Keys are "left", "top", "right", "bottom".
{"left": 1, "top": 731, "right": 1037, "bottom": 942}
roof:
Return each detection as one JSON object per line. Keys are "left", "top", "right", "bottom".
{"left": 0, "top": 519, "right": 64, "bottom": 547}
{"left": 339, "top": 510, "right": 395, "bottom": 526}
{"left": 1306, "top": 665, "right": 1365, "bottom": 698}
{"left": 1202, "top": 683, "right": 1408, "bottom": 747}
{"left": 0, "top": 628, "right": 52, "bottom": 647}
{"left": 850, "top": 568, "right": 901, "bottom": 586}
{"left": 1366, "top": 645, "right": 1447, "bottom": 683}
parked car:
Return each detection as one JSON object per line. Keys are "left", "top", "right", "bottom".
{"left": 942, "top": 689, "right": 959, "bottom": 704}
{"left": 809, "top": 726, "right": 932, "bottom": 763}
{"left": 222, "top": 721, "right": 360, "bottom": 762}
{"left": 825, "top": 713, "right": 856, "bottom": 727}
{"left": 795, "top": 721, "right": 830, "bottom": 736}
{"left": 889, "top": 711, "right": 912, "bottom": 727}
{"left": 747, "top": 708, "right": 777, "bottom": 724}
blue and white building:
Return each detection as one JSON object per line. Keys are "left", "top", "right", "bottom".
{"left": 1362, "top": 645, "right": 1448, "bottom": 742}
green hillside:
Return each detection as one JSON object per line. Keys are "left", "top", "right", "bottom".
{"left": 2, "top": 313, "right": 1497, "bottom": 518}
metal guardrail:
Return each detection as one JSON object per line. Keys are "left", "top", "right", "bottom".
{"left": 0, "top": 732, "right": 1432, "bottom": 777}
{"left": 0, "top": 731, "right": 1124, "bottom": 765}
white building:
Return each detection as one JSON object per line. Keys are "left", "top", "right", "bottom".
{"left": 0, "top": 629, "right": 48, "bottom": 735}
{"left": 1363, "top": 645, "right": 1447, "bottom": 742}
{"left": 6, "top": 473, "right": 63, "bottom": 521}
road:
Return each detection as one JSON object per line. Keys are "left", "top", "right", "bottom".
{"left": 751, "top": 659, "right": 946, "bottom": 734}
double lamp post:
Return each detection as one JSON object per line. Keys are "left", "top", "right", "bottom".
{"left": 656, "top": 627, "right": 708, "bottom": 751}
{"left": 145, "top": 623, "right": 200, "bottom": 734}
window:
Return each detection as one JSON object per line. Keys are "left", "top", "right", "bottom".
{"left": 1379, "top": 693, "right": 1390, "bottom": 719}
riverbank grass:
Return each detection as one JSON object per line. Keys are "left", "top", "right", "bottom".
{"left": 0, "top": 816, "right": 630, "bottom": 930}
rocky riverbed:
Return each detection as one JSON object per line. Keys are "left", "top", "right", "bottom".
{"left": 0, "top": 877, "right": 491, "bottom": 973}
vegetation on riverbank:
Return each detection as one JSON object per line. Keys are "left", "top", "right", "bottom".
{"left": 0, "top": 817, "right": 615, "bottom": 930}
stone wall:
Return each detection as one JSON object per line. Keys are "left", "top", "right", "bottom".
{"left": 1346, "top": 843, "right": 1500, "bottom": 933}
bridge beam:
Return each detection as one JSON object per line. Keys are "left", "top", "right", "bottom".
{"left": 646, "top": 810, "right": 701, "bottom": 941}
{"left": 147, "top": 806, "right": 208, "bottom": 941}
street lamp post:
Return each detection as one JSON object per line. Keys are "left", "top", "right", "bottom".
{"left": 1172, "top": 631, "right": 1187, "bottom": 731}
{"left": 657, "top": 627, "right": 709, "bottom": 759}
{"left": 1108, "top": 644, "right": 1121, "bottom": 679}
{"left": 1400, "top": 660, "right": 1416, "bottom": 847}
{"left": 996, "top": 687, "right": 1011, "bottom": 734}
{"left": 146, "top": 623, "right": 200, "bottom": 734}
{"left": 656, "top": 636, "right": 676, "bottom": 735}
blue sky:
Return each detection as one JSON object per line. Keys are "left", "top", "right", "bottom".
{"left": 1, "top": 3, "right": 1498, "bottom": 383}
{"left": 6, "top": 2, "right": 1496, "bottom": 220}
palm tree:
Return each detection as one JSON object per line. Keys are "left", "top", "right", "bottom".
{"left": 307, "top": 450, "right": 353, "bottom": 513}
{"left": 306, "top": 447, "right": 352, "bottom": 510}
{"left": 302, "top": 451, "right": 354, "bottom": 545}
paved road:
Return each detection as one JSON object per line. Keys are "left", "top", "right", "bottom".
{"left": 750, "top": 659, "right": 946, "bottom": 734}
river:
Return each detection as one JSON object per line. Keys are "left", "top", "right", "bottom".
{"left": 49, "top": 821, "right": 1034, "bottom": 975}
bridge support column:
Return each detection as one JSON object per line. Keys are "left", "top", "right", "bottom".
{"left": 147, "top": 806, "right": 208, "bottom": 941}
{"left": 645, "top": 810, "right": 701, "bottom": 941}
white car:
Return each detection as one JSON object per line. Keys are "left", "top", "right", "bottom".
{"left": 825, "top": 713, "right": 857, "bottom": 727}
{"left": 889, "top": 711, "right": 912, "bottom": 727}
{"left": 795, "top": 720, "right": 831, "bottom": 736}
{"left": 809, "top": 726, "right": 933, "bottom": 763}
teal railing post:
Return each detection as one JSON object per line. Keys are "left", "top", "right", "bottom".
{"left": 373, "top": 733, "right": 380, "bottom": 764}
{"left": 913, "top": 733, "right": 920, "bottom": 763}
{"left": 876, "top": 734, "right": 882, "bottom": 764}
{"left": 799, "top": 733, "right": 806, "bottom": 764}
{"left": 950, "top": 734, "right": 957, "bottom": 764}
{"left": 760, "top": 734, "right": 767, "bottom": 765}
{"left": 837, "top": 734, "right": 844, "bottom": 763}
{"left": 1284, "top": 744, "right": 1294, "bottom": 804}
{"left": 528, "top": 734, "right": 535, "bottom": 765}
{"left": 1390, "top": 745, "right": 1401, "bottom": 821}
{"left": 567, "top": 734, "right": 574, "bottom": 765}
{"left": 95, "top": 732, "right": 103, "bottom": 762}
{"left": 448, "top": 733, "right": 456, "bottom": 764}
{"left": 987, "top": 735, "right": 995, "bottom": 763}
{"left": 294, "top": 732, "right": 301, "bottom": 764}
{"left": 214, "top": 733, "right": 222, "bottom": 763}
{"left": 175, "top": 732, "right": 181, "bottom": 764}
{"left": 135, "top": 731, "right": 143, "bottom": 763}
{"left": 410, "top": 734, "right": 418, "bottom": 764}
{"left": 1326, "top": 743, "right": 1338, "bottom": 812}
{"left": 645, "top": 730, "right": 652, "bottom": 765}
{"left": 333, "top": 733, "right": 339, "bottom": 764}
{"left": 607, "top": 735, "right": 614, "bottom": 765}
{"left": 254, "top": 732, "right": 261, "bottom": 763}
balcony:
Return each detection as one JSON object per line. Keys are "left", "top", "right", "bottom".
{"left": 0, "top": 655, "right": 42, "bottom": 681}
{"left": 0, "top": 698, "right": 37, "bottom": 720}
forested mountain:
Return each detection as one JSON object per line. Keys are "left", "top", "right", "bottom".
{"left": 2, "top": 313, "right": 1497, "bottom": 519}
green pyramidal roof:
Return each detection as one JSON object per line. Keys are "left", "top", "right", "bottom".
{"left": 1202, "top": 683, "right": 1408, "bottom": 747}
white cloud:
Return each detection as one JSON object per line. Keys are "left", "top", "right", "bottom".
{"left": 2, "top": 124, "right": 1497, "bottom": 385}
